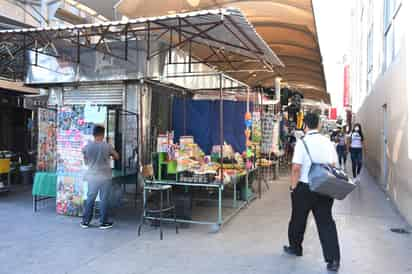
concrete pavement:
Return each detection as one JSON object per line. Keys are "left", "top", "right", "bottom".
{"left": 0, "top": 168, "right": 411, "bottom": 274}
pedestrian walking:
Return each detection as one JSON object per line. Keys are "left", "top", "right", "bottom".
{"left": 349, "top": 123, "right": 364, "bottom": 178}
{"left": 335, "top": 127, "right": 348, "bottom": 169}
{"left": 284, "top": 112, "right": 341, "bottom": 272}
{"left": 81, "top": 125, "right": 119, "bottom": 229}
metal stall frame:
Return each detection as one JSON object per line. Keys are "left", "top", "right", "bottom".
{"left": 143, "top": 72, "right": 257, "bottom": 232}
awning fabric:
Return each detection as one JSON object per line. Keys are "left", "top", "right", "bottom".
{"left": 115, "top": 0, "right": 329, "bottom": 102}
{"left": 0, "top": 79, "right": 38, "bottom": 94}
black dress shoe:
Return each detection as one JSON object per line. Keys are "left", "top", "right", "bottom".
{"left": 283, "top": 246, "right": 303, "bottom": 257}
{"left": 327, "top": 260, "right": 340, "bottom": 272}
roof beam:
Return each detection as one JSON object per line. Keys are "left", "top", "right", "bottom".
{"left": 204, "top": 0, "right": 312, "bottom": 13}
{"left": 268, "top": 41, "right": 318, "bottom": 53}
{"left": 278, "top": 54, "right": 321, "bottom": 64}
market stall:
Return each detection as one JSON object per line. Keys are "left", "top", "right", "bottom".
{"left": 32, "top": 100, "right": 139, "bottom": 213}
{"left": 146, "top": 84, "right": 259, "bottom": 229}
{"left": 0, "top": 8, "right": 283, "bottom": 228}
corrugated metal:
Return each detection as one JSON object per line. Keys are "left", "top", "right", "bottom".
{"left": 0, "top": 8, "right": 283, "bottom": 68}
{"left": 63, "top": 85, "right": 124, "bottom": 105}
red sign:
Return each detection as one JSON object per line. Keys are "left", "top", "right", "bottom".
{"left": 343, "top": 65, "right": 350, "bottom": 107}
{"left": 329, "top": 108, "right": 337, "bottom": 120}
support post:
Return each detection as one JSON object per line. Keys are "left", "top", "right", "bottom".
{"left": 219, "top": 73, "right": 224, "bottom": 185}
{"left": 246, "top": 86, "right": 250, "bottom": 203}
{"left": 183, "top": 94, "right": 187, "bottom": 135}
{"left": 259, "top": 88, "right": 263, "bottom": 199}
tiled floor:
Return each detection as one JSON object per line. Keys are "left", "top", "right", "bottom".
{"left": 0, "top": 168, "right": 411, "bottom": 274}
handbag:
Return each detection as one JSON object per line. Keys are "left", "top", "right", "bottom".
{"left": 302, "top": 139, "right": 356, "bottom": 200}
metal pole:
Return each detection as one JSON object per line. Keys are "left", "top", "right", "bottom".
{"left": 139, "top": 85, "right": 144, "bottom": 167}
{"left": 259, "top": 88, "right": 263, "bottom": 199}
{"left": 245, "top": 86, "right": 250, "bottom": 203}
{"left": 219, "top": 73, "right": 224, "bottom": 185}
{"left": 183, "top": 95, "right": 187, "bottom": 135}
{"left": 218, "top": 185, "right": 222, "bottom": 225}
{"left": 122, "top": 85, "right": 127, "bottom": 174}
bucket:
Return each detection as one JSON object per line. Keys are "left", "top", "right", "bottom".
{"left": 20, "top": 165, "right": 34, "bottom": 185}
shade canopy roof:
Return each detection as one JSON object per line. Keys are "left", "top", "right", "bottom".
{"left": 115, "top": 0, "right": 329, "bottom": 102}
{"left": 0, "top": 79, "right": 38, "bottom": 94}
{"left": 0, "top": 8, "right": 282, "bottom": 92}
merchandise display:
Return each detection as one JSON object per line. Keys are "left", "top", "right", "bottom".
{"left": 56, "top": 106, "right": 105, "bottom": 216}
{"left": 37, "top": 108, "right": 57, "bottom": 172}
{"left": 261, "top": 113, "right": 276, "bottom": 154}
{"left": 155, "top": 134, "right": 248, "bottom": 184}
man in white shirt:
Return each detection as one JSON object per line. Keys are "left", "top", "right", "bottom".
{"left": 283, "top": 112, "right": 341, "bottom": 272}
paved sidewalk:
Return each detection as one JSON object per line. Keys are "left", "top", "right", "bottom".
{"left": 0, "top": 169, "right": 411, "bottom": 274}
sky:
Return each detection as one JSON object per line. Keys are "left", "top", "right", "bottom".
{"left": 313, "top": 0, "right": 354, "bottom": 116}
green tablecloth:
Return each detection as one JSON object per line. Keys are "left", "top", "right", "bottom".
{"left": 32, "top": 172, "right": 57, "bottom": 197}
{"left": 32, "top": 170, "right": 137, "bottom": 197}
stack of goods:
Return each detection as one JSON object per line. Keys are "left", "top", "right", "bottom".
{"left": 176, "top": 136, "right": 205, "bottom": 173}
{"left": 258, "top": 158, "right": 273, "bottom": 167}
{"left": 211, "top": 143, "right": 235, "bottom": 162}
{"left": 176, "top": 137, "right": 218, "bottom": 183}
{"left": 178, "top": 169, "right": 217, "bottom": 184}
{"left": 157, "top": 132, "right": 174, "bottom": 153}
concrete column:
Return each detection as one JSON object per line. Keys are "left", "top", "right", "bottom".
{"left": 275, "top": 77, "right": 282, "bottom": 101}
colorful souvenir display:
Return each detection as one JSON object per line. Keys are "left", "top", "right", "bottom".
{"left": 157, "top": 131, "right": 174, "bottom": 153}
{"left": 56, "top": 175, "right": 84, "bottom": 216}
{"left": 244, "top": 112, "right": 253, "bottom": 169}
{"left": 37, "top": 108, "right": 57, "bottom": 172}
{"left": 56, "top": 106, "right": 106, "bottom": 216}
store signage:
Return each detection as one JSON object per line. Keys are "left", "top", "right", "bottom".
{"left": 23, "top": 95, "right": 48, "bottom": 110}
{"left": 329, "top": 107, "right": 337, "bottom": 120}
{"left": 343, "top": 65, "right": 350, "bottom": 107}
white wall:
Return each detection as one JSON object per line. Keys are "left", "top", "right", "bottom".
{"left": 356, "top": 41, "right": 412, "bottom": 224}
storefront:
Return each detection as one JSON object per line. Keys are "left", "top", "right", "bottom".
{"left": 0, "top": 81, "right": 38, "bottom": 192}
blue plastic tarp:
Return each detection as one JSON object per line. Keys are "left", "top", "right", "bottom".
{"left": 173, "top": 99, "right": 250, "bottom": 154}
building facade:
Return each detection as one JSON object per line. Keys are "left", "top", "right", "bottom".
{"left": 350, "top": 0, "right": 412, "bottom": 224}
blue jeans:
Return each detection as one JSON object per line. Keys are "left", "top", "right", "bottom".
{"left": 350, "top": 148, "right": 363, "bottom": 177}
{"left": 82, "top": 179, "right": 112, "bottom": 224}
{"left": 336, "top": 145, "right": 347, "bottom": 167}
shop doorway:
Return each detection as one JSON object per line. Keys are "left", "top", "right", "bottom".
{"left": 382, "top": 104, "right": 389, "bottom": 188}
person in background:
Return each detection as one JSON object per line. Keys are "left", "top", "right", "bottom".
{"left": 335, "top": 126, "right": 348, "bottom": 170}
{"left": 349, "top": 123, "right": 364, "bottom": 178}
{"left": 284, "top": 112, "right": 341, "bottom": 272}
{"left": 81, "top": 125, "right": 119, "bottom": 229}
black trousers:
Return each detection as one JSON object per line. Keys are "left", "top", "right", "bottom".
{"left": 288, "top": 182, "right": 341, "bottom": 263}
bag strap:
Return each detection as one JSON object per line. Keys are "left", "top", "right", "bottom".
{"left": 301, "top": 139, "right": 313, "bottom": 164}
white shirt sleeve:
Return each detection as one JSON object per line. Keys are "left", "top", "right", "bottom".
{"left": 292, "top": 139, "right": 305, "bottom": 165}
{"left": 329, "top": 140, "right": 338, "bottom": 165}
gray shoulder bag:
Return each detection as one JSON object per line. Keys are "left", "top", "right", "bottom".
{"left": 301, "top": 139, "right": 357, "bottom": 200}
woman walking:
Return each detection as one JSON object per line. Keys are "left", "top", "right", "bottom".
{"left": 335, "top": 127, "right": 348, "bottom": 169}
{"left": 349, "top": 123, "right": 364, "bottom": 178}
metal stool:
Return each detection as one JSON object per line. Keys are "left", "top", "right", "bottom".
{"left": 138, "top": 184, "right": 178, "bottom": 240}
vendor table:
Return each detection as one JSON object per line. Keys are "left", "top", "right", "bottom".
{"left": 32, "top": 169, "right": 138, "bottom": 212}
{"left": 32, "top": 172, "right": 57, "bottom": 212}
{"left": 142, "top": 169, "right": 257, "bottom": 232}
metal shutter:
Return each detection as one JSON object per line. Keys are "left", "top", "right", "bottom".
{"left": 63, "top": 85, "right": 124, "bottom": 105}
